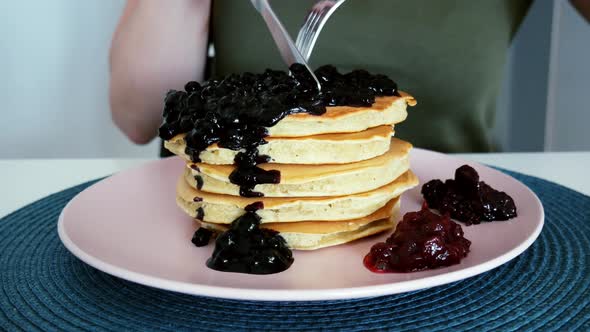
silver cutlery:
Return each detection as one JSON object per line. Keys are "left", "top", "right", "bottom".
{"left": 295, "top": 0, "right": 347, "bottom": 61}
{"left": 250, "top": 0, "right": 321, "bottom": 90}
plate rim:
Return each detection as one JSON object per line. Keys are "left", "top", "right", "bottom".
{"left": 57, "top": 149, "right": 545, "bottom": 301}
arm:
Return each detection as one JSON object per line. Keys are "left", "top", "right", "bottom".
{"left": 109, "top": 0, "right": 211, "bottom": 144}
{"left": 570, "top": 0, "right": 590, "bottom": 23}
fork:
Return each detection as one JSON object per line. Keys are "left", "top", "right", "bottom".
{"left": 250, "top": 0, "right": 321, "bottom": 90}
{"left": 295, "top": 0, "right": 347, "bottom": 61}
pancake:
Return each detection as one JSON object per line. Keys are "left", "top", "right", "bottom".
{"left": 165, "top": 125, "right": 395, "bottom": 165}
{"left": 267, "top": 92, "right": 416, "bottom": 137}
{"left": 176, "top": 169, "right": 418, "bottom": 223}
{"left": 200, "top": 197, "right": 401, "bottom": 250}
{"left": 186, "top": 138, "right": 412, "bottom": 197}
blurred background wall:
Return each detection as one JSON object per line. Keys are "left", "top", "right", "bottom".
{"left": 494, "top": 0, "right": 590, "bottom": 152}
{"left": 0, "top": 0, "right": 588, "bottom": 158}
{"left": 0, "top": 0, "right": 160, "bottom": 158}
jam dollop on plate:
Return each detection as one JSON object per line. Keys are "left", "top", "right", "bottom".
{"left": 421, "top": 165, "right": 517, "bottom": 225}
{"left": 364, "top": 207, "right": 471, "bottom": 273}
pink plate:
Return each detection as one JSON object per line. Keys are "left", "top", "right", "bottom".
{"left": 58, "top": 149, "right": 544, "bottom": 301}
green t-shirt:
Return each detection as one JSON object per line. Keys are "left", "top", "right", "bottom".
{"left": 210, "top": 0, "right": 531, "bottom": 153}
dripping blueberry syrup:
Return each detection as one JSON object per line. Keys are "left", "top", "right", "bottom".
{"left": 191, "top": 227, "right": 214, "bottom": 247}
{"left": 245, "top": 201, "right": 264, "bottom": 212}
{"left": 194, "top": 175, "right": 204, "bottom": 190}
{"left": 195, "top": 207, "right": 204, "bottom": 221}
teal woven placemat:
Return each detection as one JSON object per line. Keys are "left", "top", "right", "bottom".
{"left": 1, "top": 170, "right": 589, "bottom": 331}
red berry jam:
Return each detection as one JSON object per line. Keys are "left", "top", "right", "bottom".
{"left": 364, "top": 207, "right": 471, "bottom": 273}
{"left": 421, "top": 165, "right": 517, "bottom": 225}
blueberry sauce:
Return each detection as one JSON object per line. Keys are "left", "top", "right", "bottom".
{"left": 194, "top": 175, "right": 204, "bottom": 190}
{"left": 421, "top": 165, "right": 517, "bottom": 225}
{"left": 244, "top": 201, "right": 264, "bottom": 212}
{"left": 192, "top": 227, "right": 214, "bottom": 247}
{"left": 206, "top": 208, "right": 293, "bottom": 274}
{"left": 158, "top": 64, "right": 400, "bottom": 197}
{"left": 364, "top": 206, "right": 471, "bottom": 273}
{"left": 196, "top": 207, "right": 205, "bottom": 221}
{"left": 229, "top": 151, "right": 280, "bottom": 197}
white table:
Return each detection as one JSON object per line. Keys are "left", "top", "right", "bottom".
{"left": 1, "top": 152, "right": 589, "bottom": 219}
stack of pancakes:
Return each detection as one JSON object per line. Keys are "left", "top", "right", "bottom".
{"left": 166, "top": 92, "right": 418, "bottom": 250}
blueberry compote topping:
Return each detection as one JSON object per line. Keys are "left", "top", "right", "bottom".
{"left": 196, "top": 207, "right": 205, "bottom": 221}
{"left": 158, "top": 64, "right": 400, "bottom": 197}
{"left": 194, "top": 175, "right": 204, "bottom": 190}
{"left": 421, "top": 165, "right": 517, "bottom": 225}
{"left": 229, "top": 151, "right": 280, "bottom": 197}
{"left": 364, "top": 206, "right": 471, "bottom": 273}
{"left": 192, "top": 227, "right": 214, "bottom": 247}
{"left": 206, "top": 211, "right": 293, "bottom": 274}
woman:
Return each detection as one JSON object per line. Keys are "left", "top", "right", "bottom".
{"left": 110, "top": 0, "right": 543, "bottom": 153}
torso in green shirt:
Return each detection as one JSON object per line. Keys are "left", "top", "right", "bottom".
{"left": 210, "top": 0, "right": 531, "bottom": 153}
